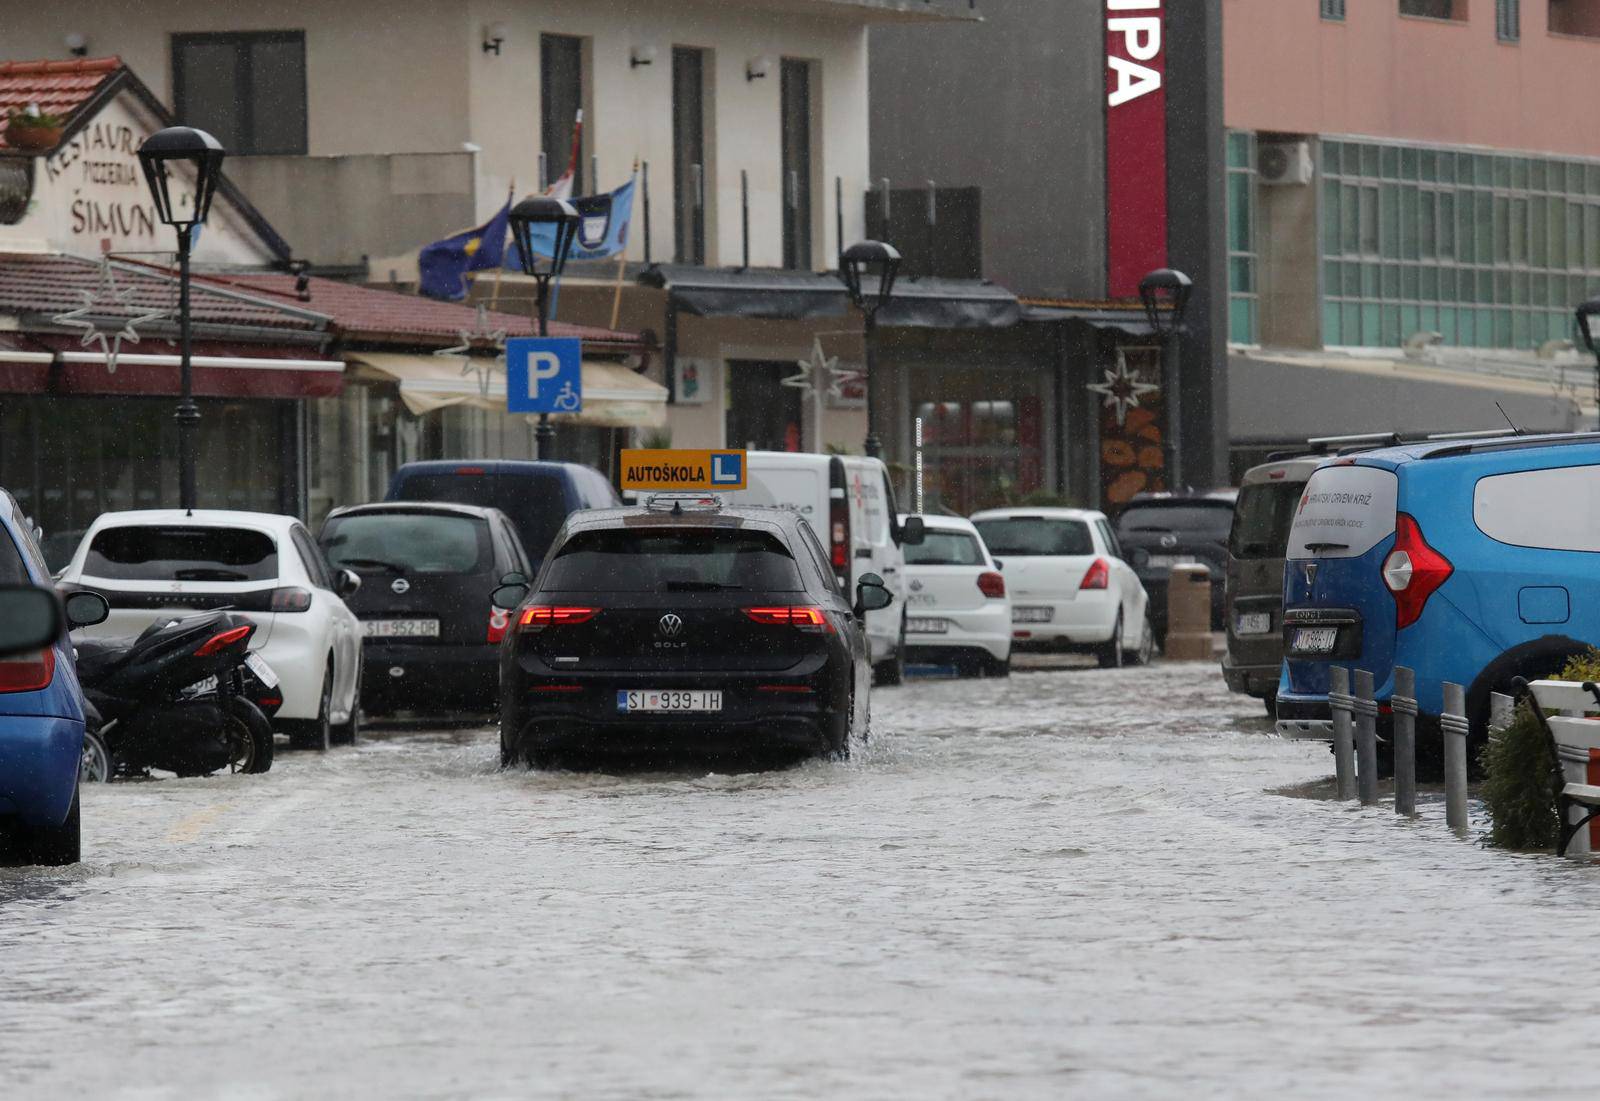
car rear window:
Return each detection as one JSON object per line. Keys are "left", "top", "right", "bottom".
{"left": 84, "top": 525, "right": 279, "bottom": 582}
{"left": 395, "top": 472, "right": 568, "bottom": 561}
{"left": 1116, "top": 504, "right": 1234, "bottom": 540}
{"left": 1229, "top": 482, "right": 1305, "bottom": 560}
{"left": 543, "top": 528, "right": 805, "bottom": 592}
{"left": 905, "top": 530, "right": 984, "bottom": 566}
{"left": 973, "top": 518, "right": 1093, "bottom": 557}
{"left": 322, "top": 512, "right": 490, "bottom": 575}
{"left": 1285, "top": 465, "right": 1399, "bottom": 559}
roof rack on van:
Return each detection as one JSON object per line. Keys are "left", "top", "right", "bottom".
{"left": 1419, "top": 431, "right": 1600, "bottom": 460}
{"left": 1265, "top": 427, "right": 1526, "bottom": 463}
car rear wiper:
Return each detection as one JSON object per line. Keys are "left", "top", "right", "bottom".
{"left": 339, "top": 557, "right": 404, "bottom": 573}
{"left": 664, "top": 580, "right": 742, "bottom": 591}
{"left": 1127, "top": 526, "right": 1175, "bottom": 533}
{"left": 173, "top": 568, "right": 249, "bottom": 581}
{"left": 1303, "top": 542, "right": 1350, "bottom": 553}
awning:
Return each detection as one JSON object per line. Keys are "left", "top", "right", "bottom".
{"left": 639, "top": 265, "right": 851, "bottom": 321}
{"left": 0, "top": 342, "right": 344, "bottom": 399}
{"left": 1019, "top": 301, "right": 1156, "bottom": 336}
{"left": 877, "top": 277, "right": 1020, "bottom": 330}
{"left": 349, "top": 352, "right": 668, "bottom": 429}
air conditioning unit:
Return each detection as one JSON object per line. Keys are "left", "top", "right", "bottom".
{"left": 1258, "top": 141, "right": 1314, "bottom": 186}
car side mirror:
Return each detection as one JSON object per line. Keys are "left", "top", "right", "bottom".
{"left": 854, "top": 572, "right": 893, "bottom": 618}
{"left": 0, "top": 585, "right": 63, "bottom": 655}
{"left": 492, "top": 583, "right": 530, "bottom": 610}
{"left": 334, "top": 569, "right": 362, "bottom": 599}
{"left": 899, "top": 515, "right": 926, "bottom": 547}
{"left": 64, "top": 589, "right": 109, "bottom": 630}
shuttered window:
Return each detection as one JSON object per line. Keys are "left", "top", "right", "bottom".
{"left": 1497, "top": 0, "right": 1521, "bottom": 42}
{"left": 1320, "top": 0, "right": 1345, "bottom": 20}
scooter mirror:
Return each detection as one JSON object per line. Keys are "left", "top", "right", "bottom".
{"left": 64, "top": 589, "right": 109, "bottom": 630}
{"left": 0, "top": 585, "right": 62, "bottom": 656}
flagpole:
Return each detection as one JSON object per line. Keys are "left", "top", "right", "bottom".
{"left": 489, "top": 182, "right": 513, "bottom": 310}
{"left": 609, "top": 160, "right": 638, "bottom": 332}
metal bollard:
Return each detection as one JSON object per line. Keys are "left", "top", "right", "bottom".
{"left": 1441, "top": 681, "right": 1470, "bottom": 833}
{"left": 1354, "top": 669, "right": 1379, "bottom": 805}
{"left": 1329, "top": 666, "right": 1356, "bottom": 801}
{"left": 1392, "top": 666, "right": 1418, "bottom": 817}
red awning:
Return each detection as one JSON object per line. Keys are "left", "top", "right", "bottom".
{"left": 0, "top": 338, "right": 343, "bottom": 399}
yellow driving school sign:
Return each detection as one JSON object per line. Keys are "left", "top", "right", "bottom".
{"left": 620, "top": 449, "right": 747, "bottom": 491}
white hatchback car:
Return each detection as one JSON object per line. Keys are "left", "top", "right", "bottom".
{"left": 59, "top": 510, "right": 364, "bottom": 749}
{"left": 970, "top": 507, "right": 1154, "bottom": 667}
{"left": 898, "top": 514, "right": 1012, "bottom": 677}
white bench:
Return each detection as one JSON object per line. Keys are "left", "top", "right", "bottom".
{"left": 1518, "top": 678, "right": 1600, "bottom": 856}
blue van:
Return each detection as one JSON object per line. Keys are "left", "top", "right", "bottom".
{"left": 1275, "top": 433, "right": 1600, "bottom": 761}
{"left": 386, "top": 461, "right": 619, "bottom": 571}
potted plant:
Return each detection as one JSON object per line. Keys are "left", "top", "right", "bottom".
{"left": 5, "top": 106, "right": 67, "bottom": 151}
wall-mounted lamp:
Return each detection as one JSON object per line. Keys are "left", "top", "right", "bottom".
{"left": 482, "top": 22, "right": 508, "bottom": 55}
{"left": 64, "top": 32, "right": 88, "bottom": 58}
{"left": 746, "top": 55, "right": 774, "bottom": 82}
{"left": 630, "top": 44, "right": 657, "bottom": 69}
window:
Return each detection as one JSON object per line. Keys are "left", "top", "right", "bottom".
{"left": 172, "top": 32, "right": 306, "bottom": 155}
{"left": 321, "top": 512, "right": 491, "bottom": 576}
{"left": 541, "top": 34, "right": 586, "bottom": 195}
{"left": 1475, "top": 465, "right": 1600, "bottom": 551}
{"left": 672, "top": 47, "right": 708, "bottom": 265}
{"left": 780, "top": 58, "right": 815, "bottom": 271}
{"left": 1320, "top": 0, "right": 1346, "bottom": 19}
{"left": 971, "top": 518, "right": 1094, "bottom": 558}
{"left": 0, "top": 528, "right": 27, "bottom": 585}
{"left": 84, "top": 526, "right": 279, "bottom": 582}
{"left": 1399, "top": 0, "right": 1462, "bottom": 19}
{"left": 1497, "top": 0, "right": 1521, "bottom": 40}
{"left": 542, "top": 529, "right": 805, "bottom": 592}
{"left": 904, "top": 530, "right": 984, "bottom": 567}
{"left": 1550, "top": 0, "right": 1600, "bottom": 37}
{"left": 291, "top": 525, "right": 333, "bottom": 590}
{"left": 1229, "top": 482, "right": 1306, "bottom": 559}
{"left": 1286, "top": 467, "right": 1398, "bottom": 560}
{"left": 1227, "top": 132, "right": 1258, "bottom": 344}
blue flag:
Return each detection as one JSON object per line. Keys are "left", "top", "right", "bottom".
{"left": 506, "top": 175, "right": 635, "bottom": 271}
{"left": 419, "top": 197, "right": 511, "bottom": 301}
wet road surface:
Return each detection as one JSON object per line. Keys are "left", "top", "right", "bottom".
{"left": 5, "top": 661, "right": 1600, "bottom": 1099}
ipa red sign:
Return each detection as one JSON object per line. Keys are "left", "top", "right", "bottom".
{"left": 1105, "top": 0, "right": 1168, "bottom": 299}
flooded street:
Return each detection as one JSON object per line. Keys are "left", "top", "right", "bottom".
{"left": 5, "top": 661, "right": 1599, "bottom": 1099}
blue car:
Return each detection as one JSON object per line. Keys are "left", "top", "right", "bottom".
{"left": 0, "top": 489, "right": 103, "bottom": 865}
{"left": 1275, "top": 433, "right": 1600, "bottom": 765}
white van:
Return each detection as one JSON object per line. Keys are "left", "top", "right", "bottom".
{"left": 720, "top": 452, "right": 924, "bottom": 684}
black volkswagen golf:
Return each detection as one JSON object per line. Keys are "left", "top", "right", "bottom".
{"left": 492, "top": 494, "right": 892, "bottom": 768}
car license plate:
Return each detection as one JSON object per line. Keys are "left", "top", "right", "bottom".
{"left": 617, "top": 690, "right": 723, "bottom": 713}
{"left": 363, "top": 618, "right": 439, "bottom": 639}
{"left": 1013, "top": 606, "right": 1054, "bottom": 624}
{"left": 1291, "top": 626, "right": 1339, "bottom": 654}
{"left": 907, "top": 617, "right": 949, "bottom": 634}
{"left": 244, "top": 651, "right": 279, "bottom": 688}
{"left": 1148, "top": 555, "right": 1197, "bottom": 570}
{"left": 1235, "top": 612, "right": 1273, "bottom": 636}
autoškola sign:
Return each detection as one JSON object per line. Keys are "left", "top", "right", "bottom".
{"left": 620, "top": 449, "right": 747, "bottom": 491}
{"left": 1105, "top": 0, "right": 1168, "bottom": 298}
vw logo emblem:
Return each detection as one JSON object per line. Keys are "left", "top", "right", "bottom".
{"left": 391, "top": 578, "right": 411, "bottom": 595}
{"left": 1159, "top": 534, "right": 1178, "bottom": 548}
{"left": 658, "top": 613, "right": 684, "bottom": 637}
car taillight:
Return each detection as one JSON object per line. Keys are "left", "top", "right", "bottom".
{"left": 1383, "top": 513, "right": 1452, "bottom": 630}
{"left": 744, "top": 606, "right": 836, "bottom": 633}
{"left": 195, "top": 624, "right": 252, "bottom": 657}
{"left": 0, "top": 648, "right": 55, "bottom": 693}
{"left": 1079, "top": 558, "right": 1111, "bottom": 590}
{"left": 977, "top": 571, "right": 1006, "bottom": 599}
{"left": 270, "top": 587, "right": 313, "bottom": 612}
{"left": 487, "top": 607, "right": 511, "bottom": 644}
{"left": 517, "top": 606, "right": 599, "bottom": 631}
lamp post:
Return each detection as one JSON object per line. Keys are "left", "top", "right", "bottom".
{"left": 1577, "top": 297, "right": 1600, "bottom": 422}
{"left": 839, "top": 240, "right": 902, "bottom": 459}
{"left": 137, "top": 126, "right": 225, "bottom": 512}
{"left": 1138, "top": 268, "right": 1194, "bottom": 491}
{"left": 508, "top": 196, "right": 581, "bottom": 460}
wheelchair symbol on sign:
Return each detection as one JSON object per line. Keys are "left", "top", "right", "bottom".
{"left": 552, "top": 381, "right": 580, "bottom": 412}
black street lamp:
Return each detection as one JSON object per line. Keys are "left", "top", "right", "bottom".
{"left": 508, "top": 196, "right": 581, "bottom": 460}
{"left": 839, "top": 240, "right": 901, "bottom": 458}
{"left": 1138, "top": 268, "right": 1194, "bottom": 490}
{"left": 1577, "top": 296, "right": 1600, "bottom": 420}
{"left": 137, "top": 126, "right": 225, "bottom": 512}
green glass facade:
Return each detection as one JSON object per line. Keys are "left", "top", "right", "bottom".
{"left": 1320, "top": 137, "right": 1600, "bottom": 350}
{"left": 1227, "top": 131, "right": 1258, "bottom": 345}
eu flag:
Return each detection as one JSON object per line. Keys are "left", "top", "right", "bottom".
{"left": 419, "top": 198, "right": 511, "bottom": 301}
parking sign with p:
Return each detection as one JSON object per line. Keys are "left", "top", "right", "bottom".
{"left": 506, "top": 337, "right": 583, "bottom": 414}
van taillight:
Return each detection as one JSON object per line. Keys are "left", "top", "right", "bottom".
{"left": 1079, "top": 558, "right": 1111, "bottom": 590}
{"left": 0, "top": 648, "right": 55, "bottom": 693}
{"left": 977, "top": 571, "right": 1006, "bottom": 599}
{"left": 1382, "top": 513, "right": 1452, "bottom": 629}
{"left": 830, "top": 502, "right": 849, "bottom": 572}
{"left": 487, "top": 607, "right": 511, "bottom": 644}
{"left": 518, "top": 606, "right": 599, "bottom": 631}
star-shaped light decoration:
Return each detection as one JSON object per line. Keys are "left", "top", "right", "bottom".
{"left": 782, "top": 338, "right": 861, "bottom": 399}
{"left": 1086, "top": 353, "right": 1160, "bottom": 427}
{"left": 49, "top": 258, "right": 170, "bottom": 374}
{"left": 434, "top": 303, "right": 508, "bottom": 397}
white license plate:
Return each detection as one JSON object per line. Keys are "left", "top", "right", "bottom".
{"left": 363, "top": 618, "right": 439, "bottom": 638}
{"left": 1148, "top": 555, "right": 1197, "bottom": 570}
{"left": 1013, "top": 606, "right": 1054, "bottom": 624}
{"left": 244, "top": 651, "right": 279, "bottom": 688}
{"left": 1291, "top": 627, "right": 1339, "bottom": 654}
{"left": 1235, "top": 612, "right": 1273, "bottom": 636}
{"left": 907, "top": 617, "right": 949, "bottom": 634}
{"left": 617, "top": 690, "right": 723, "bottom": 713}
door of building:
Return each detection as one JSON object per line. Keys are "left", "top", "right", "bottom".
{"left": 725, "top": 361, "right": 804, "bottom": 452}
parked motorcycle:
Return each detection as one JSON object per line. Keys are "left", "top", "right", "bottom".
{"left": 75, "top": 611, "right": 275, "bottom": 781}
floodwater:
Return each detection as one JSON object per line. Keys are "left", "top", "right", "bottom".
{"left": 4, "top": 662, "right": 1600, "bottom": 1099}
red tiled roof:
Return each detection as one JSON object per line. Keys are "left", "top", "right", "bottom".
{"left": 0, "top": 57, "right": 121, "bottom": 153}
{"left": 0, "top": 253, "right": 328, "bottom": 335}
{"left": 210, "top": 272, "right": 648, "bottom": 350}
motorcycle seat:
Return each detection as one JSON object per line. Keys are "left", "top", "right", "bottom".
{"left": 73, "top": 636, "right": 140, "bottom": 680}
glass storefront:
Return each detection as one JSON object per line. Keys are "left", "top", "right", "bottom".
{"left": 909, "top": 365, "right": 1048, "bottom": 514}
